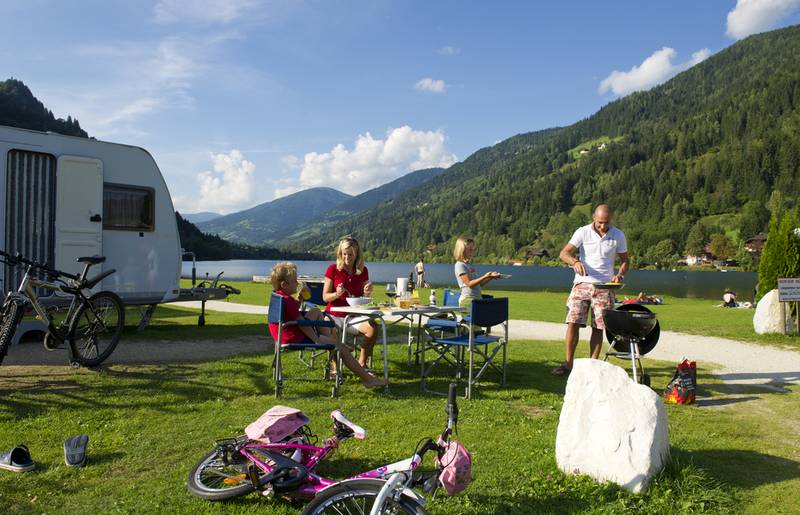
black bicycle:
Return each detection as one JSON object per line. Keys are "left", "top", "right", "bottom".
{"left": 0, "top": 250, "right": 125, "bottom": 367}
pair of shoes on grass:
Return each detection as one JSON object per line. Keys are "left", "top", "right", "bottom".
{"left": 0, "top": 435, "right": 89, "bottom": 473}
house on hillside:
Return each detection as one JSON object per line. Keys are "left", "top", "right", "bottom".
{"left": 579, "top": 149, "right": 589, "bottom": 155}
{"left": 525, "top": 247, "right": 550, "bottom": 259}
{"left": 685, "top": 245, "right": 714, "bottom": 266}
{"left": 598, "top": 142, "right": 607, "bottom": 150}
{"left": 744, "top": 233, "right": 767, "bottom": 254}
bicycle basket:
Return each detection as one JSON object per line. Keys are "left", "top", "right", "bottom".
{"left": 435, "top": 438, "right": 472, "bottom": 496}
{"left": 245, "top": 405, "right": 309, "bottom": 443}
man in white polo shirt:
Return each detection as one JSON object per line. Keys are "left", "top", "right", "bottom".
{"left": 552, "top": 204, "right": 629, "bottom": 377}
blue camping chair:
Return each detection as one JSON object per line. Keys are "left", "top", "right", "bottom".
{"left": 298, "top": 281, "right": 329, "bottom": 369}
{"left": 421, "top": 297, "right": 508, "bottom": 399}
{"left": 268, "top": 292, "right": 342, "bottom": 398}
{"left": 423, "top": 288, "right": 462, "bottom": 337}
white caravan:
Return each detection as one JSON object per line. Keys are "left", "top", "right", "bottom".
{"left": 0, "top": 124, "right": 181, "bottom": 307}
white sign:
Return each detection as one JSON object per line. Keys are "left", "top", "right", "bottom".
{"left": 778, "top": 278, "right": 800, "bottom": 302}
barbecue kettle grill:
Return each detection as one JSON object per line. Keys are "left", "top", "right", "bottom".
{"left": 603, "top": 304, "right": 660, "bottom": 386}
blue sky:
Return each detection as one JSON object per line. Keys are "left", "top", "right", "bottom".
{"left": 3, "top": 0, "right": 800, "bottom": 214}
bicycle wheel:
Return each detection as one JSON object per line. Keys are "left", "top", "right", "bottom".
{"left": 0, "top": 299, "right": 24, "bottom": 365}
{"left": 300, "top": 479, "right": 427, "bottom": 515}
{"left": 68, "top": 291, "right": 124, "bottom": 366}
{"left": 187, "top": 448, "right": 260, "bottom": 501}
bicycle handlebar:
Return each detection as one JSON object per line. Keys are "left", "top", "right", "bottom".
{"left": 0, "top": 249, "right": 79, "bottom": 280}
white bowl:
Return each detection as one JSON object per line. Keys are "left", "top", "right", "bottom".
{"left": 346, "top": 296, "right": 372, "bottom": 306}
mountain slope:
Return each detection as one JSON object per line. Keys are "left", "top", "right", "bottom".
{"left": 176, "top": 212, "right": 323, "bottom": 260}
{"left": 198, "top": 187, "right": 352, "bottom": 244}
{"left": 288, "top": 25, "right": 800, "bottom": 264}
{"left": 282, "top": 167, "right": 446, "bottom": 243}
{"left": 183, "top": 212, "right": 222, "bottom": 224}
{"left": 0, "top": 78, "right": 87, "bottom": 137}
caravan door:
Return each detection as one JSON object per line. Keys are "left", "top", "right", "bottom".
{"left": 55, "top": 156, "right": 103, "bottom": 278}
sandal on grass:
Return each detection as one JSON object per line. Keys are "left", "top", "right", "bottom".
{"left": 64, "top": 434, "right": 89, "bottom": 467}
{"left": 551, "top": 363, "right": 572, "bottom": 377}
{"left": 0, "top": 445, "right": 35, "bottom": 472}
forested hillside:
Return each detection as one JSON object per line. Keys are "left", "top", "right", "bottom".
{"left": 288, "top": 25, "right": 800, "bottom": 266}
{"left": 0, "top": 79, "right": 87, "bottom": 137}
{"left": 176, "top": 213, "right": 321, "bottom": 260}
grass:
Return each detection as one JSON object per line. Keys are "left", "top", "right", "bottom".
{"left": 184, "top": 280, "right": 800, "bottom": 349}
{"left": 1, "top": 318, "right": 798, "bottom": 514}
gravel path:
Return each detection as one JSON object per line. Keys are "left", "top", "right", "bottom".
{"left": 174, "top": 301, "right": 800, "bottom": 389}
{"left": 3, "top": 301, "right": 797, "bottom": 393}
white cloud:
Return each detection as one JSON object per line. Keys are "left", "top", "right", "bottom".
{"left": 438, "top": 46, "right": 460, "bottom": 56}
{"left": 154, "top": 0, "right": 262, "bottom": 24}
{"left": 414, "top": 77, "right": 447, "bottom": 93}
{"left": 196, "top": 150, "right": 257, "bottom": 213}
{"left": 36, "top": 37, "right": 203, "bottom": 139}
{"left": 276, "top": 126, "right": 457, "bottom": 198}
{"left": 726, "top": 0, "right": 800, "bottom": 39}
{"left": 598, "top": 47, "right": 711, "bottom": 97}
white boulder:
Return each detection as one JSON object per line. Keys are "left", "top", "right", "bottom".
{"left": 753, "top": 289, "right": 785, "bottom": 335}
{"left": 555, "top": 359, "right": 670, "bottom": 493}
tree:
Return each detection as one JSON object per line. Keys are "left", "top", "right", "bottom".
{"left": 739, "top": 200, "right": 770, "bottom": 240}
{"left": 757, "top": 210, "right": 800, "bottom": 299}
{"left": 684, "top": 223, "right": 707, "bottom": 256}
{"left": 708, "top": 233, "right": 736, "bottom": 259}
{"left": 646, "top": 239, "right": 675, "bottom": 268}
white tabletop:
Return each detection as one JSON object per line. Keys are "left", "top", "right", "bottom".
{"left": 334, "top": 305, "right": 461, "bottom": 317}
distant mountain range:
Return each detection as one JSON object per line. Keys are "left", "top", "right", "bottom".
{"left": 198, "top": 167, "right": 445, "bottom": 246}
{"left": 197, "top": 187, "right": 352, "bottom": 244}
{"left": 183, "top": 212, "right": 222, "bottom": 224}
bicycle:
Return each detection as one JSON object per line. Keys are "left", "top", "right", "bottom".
{"left": 187, "top": 384, "right": 469, "bottom": 514}
{"left": 0, "top": 250, "right": 125, "bottom": 367}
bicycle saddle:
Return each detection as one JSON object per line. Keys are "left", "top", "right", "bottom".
{"left": 331, "top": 410, "right": 366, "bottom": 440}
{"left": 77, "top": 256, "right": 106, "bottom": 265}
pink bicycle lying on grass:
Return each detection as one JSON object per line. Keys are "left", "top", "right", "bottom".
{"left": 187, "top": 384, "right": 471, "bottom": 514}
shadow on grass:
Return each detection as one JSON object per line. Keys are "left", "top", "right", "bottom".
{"left": 673, "top": 448, "right": 800, "bottom": 488}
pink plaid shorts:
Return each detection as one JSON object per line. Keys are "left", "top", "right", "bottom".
{"left": 565, "top": 283, "right": 615, "bottom": 329}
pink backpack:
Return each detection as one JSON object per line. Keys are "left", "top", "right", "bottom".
{"left": 435, "top": 438, "right": 472, "bottom": 495}
{"left": 245, "top": 405, "right": 309, "bottom": 443}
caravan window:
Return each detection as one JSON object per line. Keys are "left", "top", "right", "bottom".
{"left": 103, "top": 184, "right": 155, "bottom": 231}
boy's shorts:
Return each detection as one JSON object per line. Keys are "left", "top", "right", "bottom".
{"left": 565, "top": 283, "right": 615, "bottom": 330}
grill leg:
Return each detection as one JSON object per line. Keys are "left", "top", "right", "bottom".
{"left": 629, "top": 338, "right": 638, "bottom": 383}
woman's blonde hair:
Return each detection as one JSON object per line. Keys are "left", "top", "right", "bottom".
{"left": 336, "top": 236, "right": 365, "bottom": 274}
{"left": 453, "top": 236, "right": 475, "bottom": 262}
{"left": 270, "top": 261, "right": 297, "bottom": 290}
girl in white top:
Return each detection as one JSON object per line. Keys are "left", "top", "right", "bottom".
{"left": 453, "top": 236, "right": 501, "bottom": 308}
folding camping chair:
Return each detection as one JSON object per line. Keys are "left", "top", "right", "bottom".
{"left": 421, "top": 297, "right": 508, "bottom": 399}
{"left": 268, "top": 292, "right": 342, "bottom": 398}
{"left": 298, "top": 281, "right": 329, "bottom": 369}
{"left": 424, "top": 288, "right": 462, "bottom": 337}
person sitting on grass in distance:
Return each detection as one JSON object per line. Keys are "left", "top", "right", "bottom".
{"left": 722, "top": 289, "right": 737, "bottom": 308}
{"left": 453, "top": 236, "right": 502, "bottom": 310}
{"left": 269, "top": 262, "right": 386, "bottom": 389}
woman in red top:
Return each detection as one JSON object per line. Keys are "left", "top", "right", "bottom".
{"left": 323, "top": 237, "right": 376, "bottom": 367}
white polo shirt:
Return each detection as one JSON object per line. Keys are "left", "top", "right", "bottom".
{"left": 569, "top": 223, "right": 627, "bottom": 284}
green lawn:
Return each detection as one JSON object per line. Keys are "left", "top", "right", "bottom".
{"left": 1, "top": 312, "right": 798, "bottom": 514}
{"left": 186, "top": 280, "right": 799, "bottom": 349}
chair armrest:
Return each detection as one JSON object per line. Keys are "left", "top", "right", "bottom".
{"left": 292, "top": 320, "right": 335, "bottom": 328}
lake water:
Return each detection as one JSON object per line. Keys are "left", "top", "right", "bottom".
{"left": 181, "top": 259, "right": 758, "bottom": 301}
